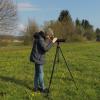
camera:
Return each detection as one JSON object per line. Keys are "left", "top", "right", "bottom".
{"left": 56, "top": 39, "right": 66, "bottom": 43}
{"left": 48, "top": 35, "right": 66, "bottom": 43}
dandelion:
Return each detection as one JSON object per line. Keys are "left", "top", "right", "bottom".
{"left": 31, "top": 92, "right": 41, "bottom": 97}
{"left": 31, "top": 92, "right": 35, "bottom": 97}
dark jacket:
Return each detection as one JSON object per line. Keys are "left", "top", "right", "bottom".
{"left": 30, "top": 31, "right": 53, "bottom": 64}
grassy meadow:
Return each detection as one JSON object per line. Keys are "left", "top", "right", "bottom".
{"left": 0, "top": 42, "right": 100, "bottom": 100}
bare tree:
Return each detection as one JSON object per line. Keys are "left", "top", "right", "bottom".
{"left": 0, "top": 0, "right": 17, "bottom": 35}
{"left": 23, "top": 19, "right": 39, "bottom": 45}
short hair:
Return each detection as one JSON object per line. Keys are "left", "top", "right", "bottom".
{"left": 45, "top": 28, "right": 54, "bottom": 36}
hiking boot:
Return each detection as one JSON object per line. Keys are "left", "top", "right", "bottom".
{"left": 40, "top": 88, "right": 49, "bottom": 93}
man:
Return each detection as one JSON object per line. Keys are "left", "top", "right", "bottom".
{"left": 30, "top": 28, "right": 57, "bottom": 93}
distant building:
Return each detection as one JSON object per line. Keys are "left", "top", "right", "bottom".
{"left": 0, "top": 35, "right": 24, "bottom": 44}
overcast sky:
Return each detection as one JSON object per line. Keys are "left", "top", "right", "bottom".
{"left": 16, "top": 0, "right": 100, "bottom": 31}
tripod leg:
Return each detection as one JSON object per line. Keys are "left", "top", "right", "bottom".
{"left": 48, "top": 46, "right": 58, "bottom": 94}
{"left": 59, "top": 47, "right": 78, "bottom": 90}
{"left": 57, "top": 47, "right": 60, "bottom": 63}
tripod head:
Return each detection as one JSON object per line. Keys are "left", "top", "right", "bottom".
{"left": 56, "top": 39, "right": 66, "bottom": 47}
{"left": 56, "top": 39, "right": 66, "bottom": 43}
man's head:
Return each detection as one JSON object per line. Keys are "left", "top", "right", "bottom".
{"left": 45, "top": 28, "right": 54, "bottom": 39}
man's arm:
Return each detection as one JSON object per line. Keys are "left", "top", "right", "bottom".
{"left": 39, "top": 38, "right": 53, "bottom": 52}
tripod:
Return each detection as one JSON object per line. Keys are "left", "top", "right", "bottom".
{"left": 47, "top": 42, "right": 78, "bottom": 95}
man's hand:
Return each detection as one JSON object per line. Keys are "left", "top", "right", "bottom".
{"left": 52, "top": 37, "right": 57, "bottom": 43}
{"left": 46, "top": 35, "right": 54, "bottom": 40}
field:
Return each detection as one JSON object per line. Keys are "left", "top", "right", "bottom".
{"left": 0, "top": 42, "right": 100, "bottom": 100}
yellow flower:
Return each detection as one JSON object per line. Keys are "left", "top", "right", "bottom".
{"left": 31, "top": 92, "right": 35, "bottom": 96}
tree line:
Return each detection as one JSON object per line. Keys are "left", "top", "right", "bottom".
{"left": 23, "top": 10, "right": 100, "bottom": 44}
{"left": 0, "top": 0, "right": 100, "bottom": 45}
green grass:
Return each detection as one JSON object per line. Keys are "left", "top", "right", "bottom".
{"left": 0, "top": 42, "right": 100, "bottom": 100}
